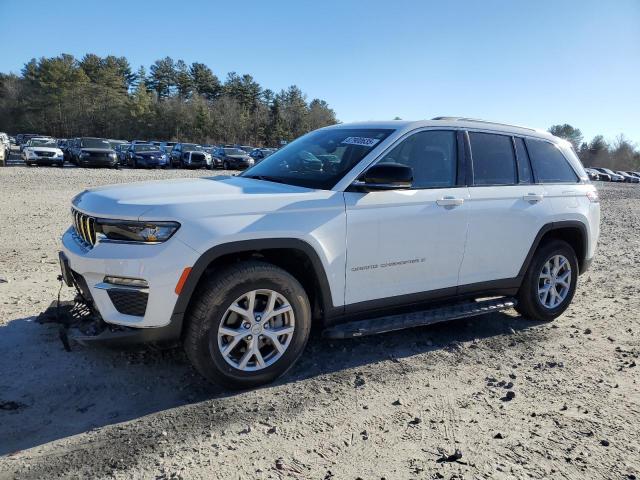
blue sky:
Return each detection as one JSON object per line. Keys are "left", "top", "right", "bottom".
{"left": 1, "top": 0, "right": 638, "bottom": 144}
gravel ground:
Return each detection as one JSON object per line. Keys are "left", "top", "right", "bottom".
{"left": 0, "top": 163, "right": 639, "bottom": 480}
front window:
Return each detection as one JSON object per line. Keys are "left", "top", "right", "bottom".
{"left": 81, "top": 138, "right": 111, "bottom": 149}
{"left": 29, "top": 139, "right": 56, "bottom": 147}
{"left": 182, "top": 144, "right": 203, "bottom": 152}
{"left": 375, "top": 130, "right": 458, "bottom": 188}
{"left": 242, "top": 128, "right": 393, "bottom": 189}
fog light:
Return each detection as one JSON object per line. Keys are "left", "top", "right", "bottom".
{"left": 104, "top": 276, "right": 148, "bottom": 288}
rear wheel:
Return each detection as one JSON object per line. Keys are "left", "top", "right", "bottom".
{"left": 516, "top": 239, "right": 578, "bottom": 322}
{"left": 184, "top": 261, "right": 311, "bottom": 388}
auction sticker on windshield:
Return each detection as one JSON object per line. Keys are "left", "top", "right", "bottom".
{"left": 341, "top": 137, "right": 381, "bottom": 147}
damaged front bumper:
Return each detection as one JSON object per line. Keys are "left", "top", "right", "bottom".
{"left": 42, "top": 252, "right": 182, "bottom": 349}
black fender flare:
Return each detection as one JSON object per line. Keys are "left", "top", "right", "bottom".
{"left": 168, "top": 238, "right": 337, "bottom": 337}
{"left": 517, "top": 220, "right": 589, "bottom": 279}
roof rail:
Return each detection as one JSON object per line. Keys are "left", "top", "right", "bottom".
{"left": 431, "top": 116, "right": 538, "bottom": 132}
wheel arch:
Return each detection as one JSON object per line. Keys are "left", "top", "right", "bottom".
{"left": 518, "top": 221, "right": 589, "bottom": 279}
{"left": 170, "top": 238, "right": 338, "bottom": 338}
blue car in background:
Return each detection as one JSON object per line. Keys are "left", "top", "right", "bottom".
{"left": 126, "top": 143, "right": 169, "bottom": 168}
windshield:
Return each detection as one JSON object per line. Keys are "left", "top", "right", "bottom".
{"left": 242, "top": 128, "right": 393, "bottom": 189}
{"left": 182, "top": 144, "right": 203, "bottom": 152}
{"left": 224, "top": 148, "right": 246, "bottom": 155}
{"left": 29, "top": 139, "right": 56, "bottom": 147}
{"left": 134, "top": 144, "right": 160, "bottom": 152}
{"left": 81, "top": 138, "right": 111, "bottom": 149}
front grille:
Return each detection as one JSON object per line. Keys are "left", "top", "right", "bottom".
{"left": 35, "top": 151, "right": 55, "bottom": 157}
{"left": 190, "top": 153, "right": 206, "bottom": 163}
{"left": 107, "top": 289, "right": 148, "bottom": 316}
{"left": 71, "top": 208, "right": 97, "bottom": 247}
{"left": 87, "top": 151, "right": 110, "bottom": 159}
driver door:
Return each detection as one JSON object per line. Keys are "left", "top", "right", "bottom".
{"left": 344, "top": 129, "right": 469, "bottom": 308}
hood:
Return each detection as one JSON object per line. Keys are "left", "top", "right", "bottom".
{"left": 228, "top": 154, "right": 251, "bottom": 160}
{"left": 71, "top": 176, "right": 332, "bottom": 220}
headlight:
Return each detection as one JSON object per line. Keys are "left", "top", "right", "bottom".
{"left": 95, "top": 220, "right": 180, "bottom": 243}
{"left": 109, "top": 152, "right": 117, "bottom": 159}
{"left": 135, "top": 155, "right": 143, "bottom": 160}
{"left": 80, "top": 152, "right": 89, "bottom": 158}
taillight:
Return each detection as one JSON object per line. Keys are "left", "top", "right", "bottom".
{"left": 586, "top": 190, "right": 599, "bottom": 203}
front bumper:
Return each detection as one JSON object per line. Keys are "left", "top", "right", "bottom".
{"left": 79, "top": 157, "right": 117, "bottom": 167}
{"left": 60, "top": 226, "right": 200, "bottom": 329}
{"left": 32, "top": 156, "right": 64, "bottom": 164}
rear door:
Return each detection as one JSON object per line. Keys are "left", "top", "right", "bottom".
{"left": 458, "top": 131, "right": 554, "bottom": 288}
{"left": 344, "top": 129, "right": 470, "bottom": 307}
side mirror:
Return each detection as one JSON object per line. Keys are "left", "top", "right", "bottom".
{"left": 352, "top": 163, "right": 413, "bottom": 191}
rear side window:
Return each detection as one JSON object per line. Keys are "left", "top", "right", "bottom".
{"left": 469, "top": 132, "right": 516, "bottom": 185}
{"left": 525, "top": 139, "right": 578, "bottom": 183}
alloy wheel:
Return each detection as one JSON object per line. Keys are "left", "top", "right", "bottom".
{"left": 537, "top": 254, "right": 571, "bottom": 309}
{"left": 216, "top": 289, "right": 295, "bottom": 372}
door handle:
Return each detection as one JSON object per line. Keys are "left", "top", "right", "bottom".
{"left": 436, "top": 196, "right": 464, "bottom": 207}
{"left": 523, "top": 193, "right": 544, "bottom": 203}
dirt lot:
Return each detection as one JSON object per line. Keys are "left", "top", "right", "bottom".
{"left": 0, "top": 164, "right": 638, "bottom": 480}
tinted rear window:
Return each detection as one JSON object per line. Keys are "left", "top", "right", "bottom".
{"left": 525, "top": 139, "right": 578, "bottom": 183}
{"left": 469, "top": 132, "right": 516, "bottom": 185}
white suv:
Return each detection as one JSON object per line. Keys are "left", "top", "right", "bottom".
{"left": 59, "top": 118, "right": 600, "bottom": 388}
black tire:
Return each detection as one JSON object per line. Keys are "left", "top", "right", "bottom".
{"left": 516, "top": 239, "right": 578, "bottom": 322}
{"left": 184, "top": 261, "right": 311, "bottom": 389}
{"left": 223, "top": 160, "right": 229, "bottom": 170}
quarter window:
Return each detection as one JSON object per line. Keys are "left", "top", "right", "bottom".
{"left": 514, "top": 137, "right": 533, "bottom": 184}
{"left": 377, "top": 130, "right": 457, "bottom": 188}
{"left": 469, "top": 132, "right": 516, "bottom": 186}
{"left": 525, "top": 138, "right": 578, "bottom": 183}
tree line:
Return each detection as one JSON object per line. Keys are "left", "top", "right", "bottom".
{"left": 549, "top": 124, "right": 639, "bottom": 171}
{"left": 0, "top": 54, "right": 338, "bottom": 146}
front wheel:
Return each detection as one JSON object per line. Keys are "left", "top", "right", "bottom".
{"left": 184, "top": 261, "right": 311, "bottom": 389}
{"left": 516, "top": 239, "right": 578, "bottom": 322}
{"left": 223, "top": 160, "right": 229, "bottom": 170}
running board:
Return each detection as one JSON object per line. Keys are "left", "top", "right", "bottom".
{"left": 322, "top": 297, "right": 517, "bottom": 339}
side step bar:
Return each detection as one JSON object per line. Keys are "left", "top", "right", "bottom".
{"left": 322, "top": 297, "right": 517, "bottom": 339}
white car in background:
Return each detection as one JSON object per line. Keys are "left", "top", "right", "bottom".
{"left": 0, "top": 132, "right": 9, "bottom": 159}
{"left": 22, "top": 137, "right": 65, "bottom": 167}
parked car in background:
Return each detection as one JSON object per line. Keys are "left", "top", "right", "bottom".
{"left": 126, "top": 143, "right": 169, "bottom": 168}
{"left": 170, "top": 143, "right": 211, "bottom": 168}
{"left": 64, "top": 138, "right": 79, "bottom": 164}
{"left": 626, "top": 171, "right": 640, "bottom": 179}
{"left": 18, "top": 134, "right": 42, "bottom": 151}
{"left": 584, "top": 168, "right": 600, "bottom": 181}
{"left": 249, "top": 148, "right": 275, "bottom": 164}
{"left": 616, "top": 171, "right": 640, "bottom": 183}
{"left": 160, "top": 141, "right": 176, "bottom": 154}
{"left": 72, "top": 137, "right": 118, "bottom": 168}
{"left": 212, "top": 147, "right": 255, "bottom": 170}
{"left": 238, "top": 145, "right": 254, "bottom": 154}
{"left": 22, "top": 137, "right": 65, "bottom": 167}
{"left": 0, "top": 132, "right": 10, "bottom": 159}
{"left": 593, "top": 167, "right": 624, "bottom": 182}
{"left": 108, "top": 139, "right": 128, "bottom": 151}
{"left": 114, "top": 143, "right": 131, "bottom": 165}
